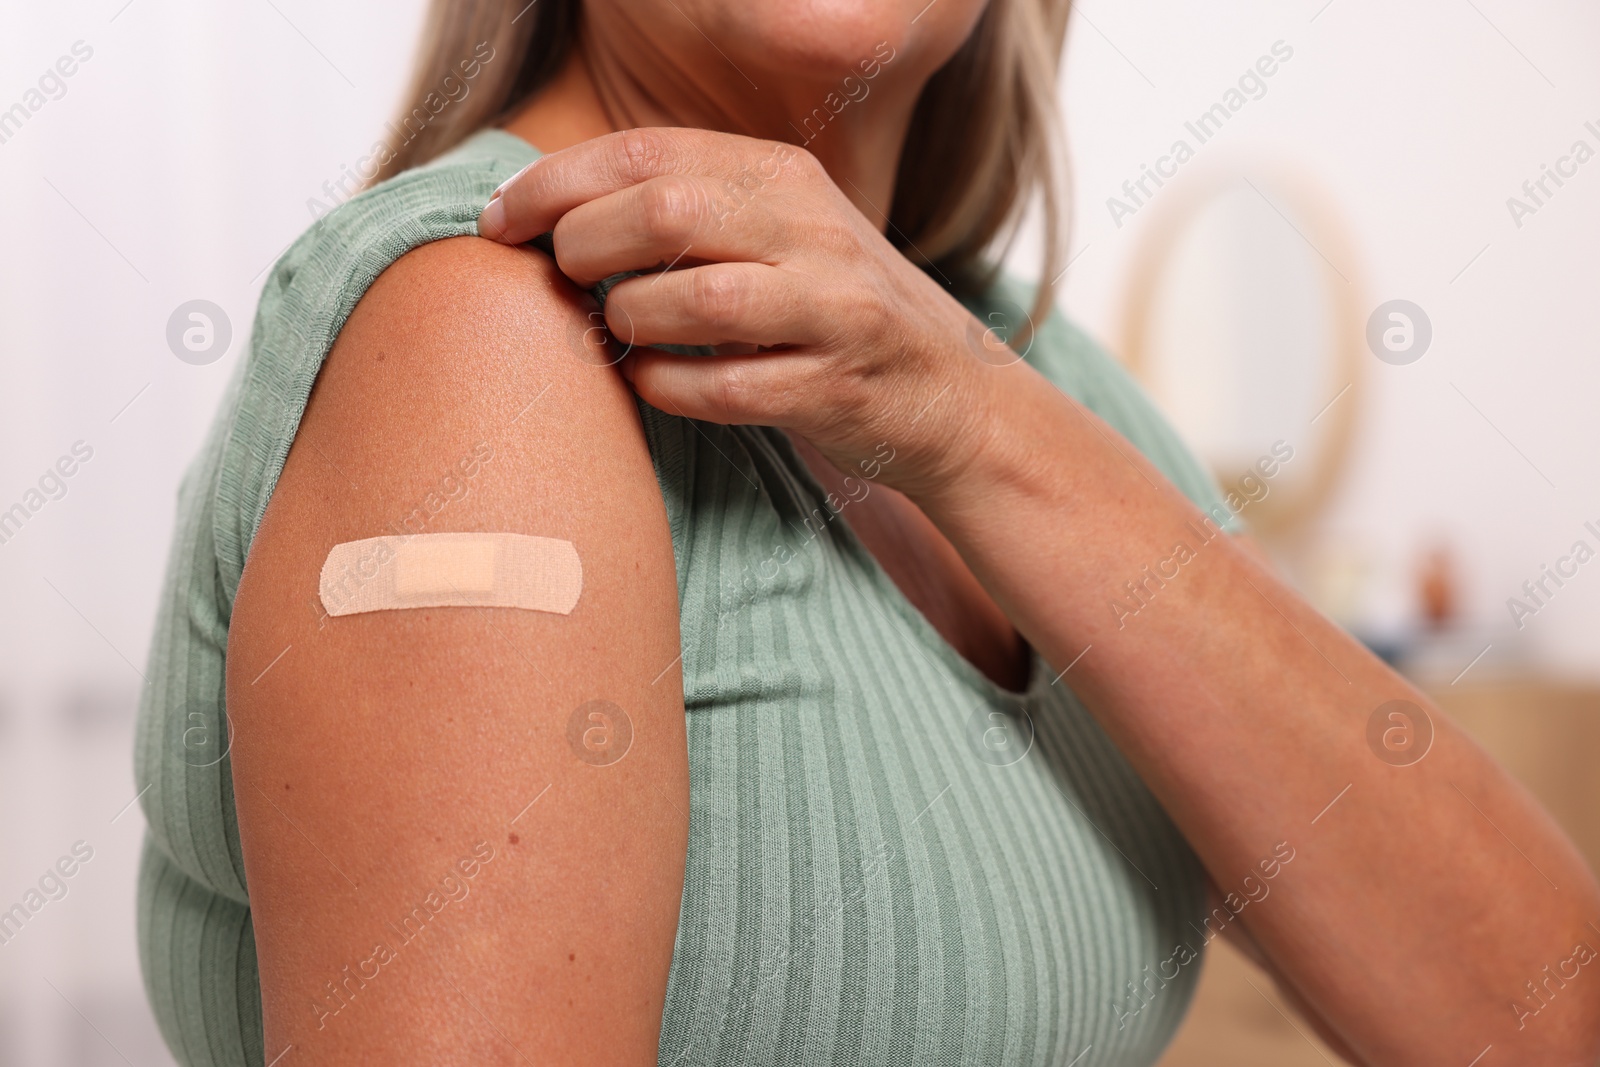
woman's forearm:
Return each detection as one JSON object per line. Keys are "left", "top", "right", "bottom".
{"left": 919, "top": 359, "right": 1600, "bottom": 1065}
{"left": 474, "top": 127, "right": 1600, "bottom": 1059}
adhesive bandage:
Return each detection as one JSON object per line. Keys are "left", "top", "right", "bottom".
{"left": 319, "top": 533, "right": 581, "bottom": 617}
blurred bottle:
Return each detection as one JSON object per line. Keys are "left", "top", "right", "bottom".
{"left": 1417, "top": 543, "right": 1458, "bottom": 632}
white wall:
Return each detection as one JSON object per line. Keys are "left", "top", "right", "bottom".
{"left": 1, "top": 0, "right": 1596, "bottom": 1062}
{"left": 0, "top": 2, "right": 429, "bottom": 1061}
{"left": 1016, "top": 0, "right": 1600, "bottom": 681}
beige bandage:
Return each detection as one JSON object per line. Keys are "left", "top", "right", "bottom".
{"left": 319, "top": 533, "right": 581, "bottom": 617}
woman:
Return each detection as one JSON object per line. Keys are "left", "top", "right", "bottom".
{"left": 133, "top": 0, "right": 1600, "bottom": 1064}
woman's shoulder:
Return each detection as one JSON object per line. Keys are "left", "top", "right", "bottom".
{"left": 254, "top": 128, "right": 538, "bottom": 356}
{"left": 215, "top": 130, "right": 543, "bottom": 595}
{"left": 133, "top": 130, "right": 661, "bottom": 893}
{"left": 971, "top": 273, "right": 1240, "bottom": 529}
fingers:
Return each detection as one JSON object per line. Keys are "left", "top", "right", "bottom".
{"left": 551, "top": 175, "right": 789, "bottom": 287}
{"left": 604, "top": 263, "right": 830, "bottom": 349}
{"left": 623, "top": 347, "right": 814, "bottom": 427}
{"left": 479, "top": 128, "right": 808, "bottom": 245}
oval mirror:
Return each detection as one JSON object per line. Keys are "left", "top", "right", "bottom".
{"left": 1119, "top": 170, "right": 1364, "bottom": 543}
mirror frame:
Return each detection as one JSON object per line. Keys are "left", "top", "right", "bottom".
{"left": 1118, "top": 167, "right": 1365, "bottom": 541}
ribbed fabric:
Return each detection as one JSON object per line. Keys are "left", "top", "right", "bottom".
{"left": 135, "top": 129, "right": 1236, "bottom": 1067}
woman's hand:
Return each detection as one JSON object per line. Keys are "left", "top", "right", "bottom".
{"left": 478, "top": 126, "right": 1008, "bottom": 498}
{"left": 479, "top": 129, "right": 1600, "bottom": 1066}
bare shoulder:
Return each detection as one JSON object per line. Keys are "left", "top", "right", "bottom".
{"left": 245, "top": 232, "right": 672, "bottom": 618}
{"left": 227, "top": 235, "right": 684, "bottom": 1064}
{"left": 312, "top": 233, "right": 631, "bottom": 462}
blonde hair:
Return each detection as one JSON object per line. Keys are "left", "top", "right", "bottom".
{"left": 377, "top": 0, "right": 1073, "bottom": 318}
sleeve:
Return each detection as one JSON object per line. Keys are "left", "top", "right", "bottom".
{"left": 132, "top": 365, "right": 264, "bottom": 1066}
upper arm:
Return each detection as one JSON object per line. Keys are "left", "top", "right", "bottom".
{"left": 227, "top": 236, "right": 685, "bottom": 1065}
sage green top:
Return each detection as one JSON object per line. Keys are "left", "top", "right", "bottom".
{"left": 135, "top": 128, "right": 1237, "bottom": 1066}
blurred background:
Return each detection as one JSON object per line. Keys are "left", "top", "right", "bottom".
{"left": 1, "top": 0, "right": 1597, "bottom": 1063}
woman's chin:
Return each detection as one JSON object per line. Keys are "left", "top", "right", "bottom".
{"left": 712, "top": 0, "right": 971, "bottom": 75}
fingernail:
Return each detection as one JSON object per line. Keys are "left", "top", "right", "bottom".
{"left": 480, "top": 160, "right": 540, "bottom": 238}
{"left": 477, "top": 196, "right": 508, "bottom": 241}
{"left": 491, "top": 159, "right": 538, "bottom": 200}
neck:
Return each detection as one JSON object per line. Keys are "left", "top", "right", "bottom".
{"left": 500, "top": 25, "right": 924, "bottom": 231}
